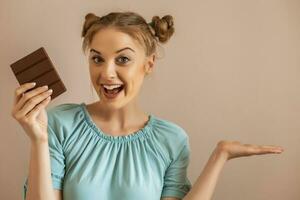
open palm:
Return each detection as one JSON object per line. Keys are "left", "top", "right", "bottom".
{"left": 217, "top": 140, "right": 284, "bottom": 160}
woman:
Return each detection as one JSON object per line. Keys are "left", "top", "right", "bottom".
{"left": 12, "top": 11, "right": 284, "bottom": 200}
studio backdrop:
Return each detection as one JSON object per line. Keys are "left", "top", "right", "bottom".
{"left": 1, "top": 0, "right": 299, "bottom": 199}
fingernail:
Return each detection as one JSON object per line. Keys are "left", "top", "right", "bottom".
{"left": 32, "top": 82, "right": 36, "bottom": 86}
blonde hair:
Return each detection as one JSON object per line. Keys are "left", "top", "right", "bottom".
{"left": 81, "top": 11, "right": 175, "bottom": 57}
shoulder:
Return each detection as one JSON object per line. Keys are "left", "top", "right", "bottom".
{"left": 46, "top": 102, "right": 81, "bottom": 115}
{"left": 46, "top": 102, "right": 82, "bottom": 123}
{"left": 152, "top": 115, "right": 189, "bottom": 142}
{"left": 151, "top": 115, "right": 190, "bottom": 158}
{"left": 45, "top": 102, "right": 84, "bottom": 142}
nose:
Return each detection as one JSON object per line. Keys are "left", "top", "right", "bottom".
{"left": 102, "top": 61, "right": 118, "bottom": 79}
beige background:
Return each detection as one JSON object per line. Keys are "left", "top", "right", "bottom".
{"left": 1, "top": 0, "right": 299, "bottom": 199}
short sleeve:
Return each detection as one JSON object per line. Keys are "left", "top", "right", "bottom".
{"left": 161, "top": 138, "right": 192, "bottom": 199}
{"left": 22, "top": 122, "right": 65, "bottom": 200}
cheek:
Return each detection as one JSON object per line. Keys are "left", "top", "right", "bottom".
{"left": 125, "top": 70, "right": 144, "bottom": 90}
{"left": 89, "top": 66, "right": 95, "bottom": 77}
{"left": 89, "top": 67, "right": 100, "bottom": 84}
{"left": 89, "top": 74, "right": 98, "bottom": 86}
{"left": 126, "top": 77, "right": 144, "bottom": 96}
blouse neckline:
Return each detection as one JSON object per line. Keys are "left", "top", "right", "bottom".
{"left": 79, "top": 102, "right": 155, "bottom": 142}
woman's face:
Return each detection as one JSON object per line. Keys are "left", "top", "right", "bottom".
{"left": 88, "top": 27, "right": 155, "bottom": 109}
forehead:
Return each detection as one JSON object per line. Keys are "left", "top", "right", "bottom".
{"left": 90, "top": 28, "right": 144, "bottom": 54}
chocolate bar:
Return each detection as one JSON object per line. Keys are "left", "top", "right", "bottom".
{"left": 10, "top": 47, "right": 66, "bottom": 100}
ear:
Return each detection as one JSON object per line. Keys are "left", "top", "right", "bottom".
{"left": 144, "top": 53, "right": 155, "bottom": 75}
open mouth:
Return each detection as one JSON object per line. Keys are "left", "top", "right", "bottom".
{"left": 101, "top": 84, "right": 124, "bottom": 99}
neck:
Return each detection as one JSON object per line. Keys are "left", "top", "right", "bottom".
{"left": 87, "top": 100, "right": 148, "bottom": 131}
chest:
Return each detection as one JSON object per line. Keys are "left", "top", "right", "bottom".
{"left": 62, "top": 142, "right": 166, "bottom": 200}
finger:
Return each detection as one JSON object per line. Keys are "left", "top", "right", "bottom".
{"left": 247, "top": 145, "right": 284, "bottom": 155}
{"left": 260, "top": 145, "right": 284, "bottom": 153}
{"left": 244, "top": 144, "right": 254, "bottom": 147}
{"left": 27, "top": 96, "right": 51, "bottom": 119}
{"left": 261, "top": 145, "right": 284, "bottom": 150}
{"left": 15, "top": 85, "right": 49, "bottom": 112}
{"left": 14, "top": 82, "right": 36, "bottom": 105}
{"left": 18, "top": 88, "right": 52, "bottom": 117}
{"left": 244, "top": 144, "right": 284, "bottom": 151}
{"left": 254, "top": 144, "right": 284, "bottom": 152}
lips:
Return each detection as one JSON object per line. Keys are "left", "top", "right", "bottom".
{"left": 100, "top": 84, "right": 125, "bottom": 99}
{"left": 104, "top": 85, "right": 123, "bottom": 93}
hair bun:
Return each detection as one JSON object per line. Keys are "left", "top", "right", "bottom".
{"left": 162, "top": 15, "right": 174, "bottom": 28}
{"left": 81, "top": 13, "right": 101, "bottom": 37}
{"left": 150, "top": 15, "right": 174, "bottom": 43}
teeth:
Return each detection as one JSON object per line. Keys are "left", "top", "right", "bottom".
{"left": 103, "top": 84, "right": 123, "bottom": 90}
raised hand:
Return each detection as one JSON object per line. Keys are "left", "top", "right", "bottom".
{"left": 11, "top": 82, "right": 53, "bottom": 143}
{"left": 180, "top": 140, "right": 284, "bottom": 200}
{"left": 216, "top": 140, "right": 284, "bottom": 161}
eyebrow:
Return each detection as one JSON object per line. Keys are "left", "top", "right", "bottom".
{"left": 90, "top": 47, "right": 135, "bottom": 55}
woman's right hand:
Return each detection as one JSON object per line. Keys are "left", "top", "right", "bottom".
{"left": 11, "top": 82, "right": 53, "bottom": 143}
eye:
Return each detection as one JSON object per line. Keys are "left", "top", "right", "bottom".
{"left": 117, "top": 56, "right": 130, "bottom": 64}
{"left": 91, "top": 56, "right": 103, "bottom": 64}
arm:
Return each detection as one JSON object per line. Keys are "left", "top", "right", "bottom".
{"left": 161, "top": 147, "right": 226, "bottom": 200}
{"left": 25, "top": 139, "right": 56, "bottom": 200}
{"left": 182, "top": 140, "right": 284, "bottom": 200}
{"left": 182, "top": 145, "right": 227, "bottom": 200}
{"left": 11, "top": 83, "right": 62, "bottom": 199}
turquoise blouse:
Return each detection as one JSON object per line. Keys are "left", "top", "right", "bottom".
{"left": 23, "top": 103, "right": 192, "bottom": 200}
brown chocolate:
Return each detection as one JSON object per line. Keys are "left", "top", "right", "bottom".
{"left": 10, "top": 47, "right": 66, "bottom": 100}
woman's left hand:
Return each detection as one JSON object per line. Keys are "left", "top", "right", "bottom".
{"left": 216, "top": 140, "right": 284, "bottom": 161}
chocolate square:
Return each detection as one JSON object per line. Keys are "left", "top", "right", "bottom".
{"left": 10, "top": 47, "right": 66, "bottom": 100}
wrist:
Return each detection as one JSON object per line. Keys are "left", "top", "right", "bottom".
{"left": 31, "top": 136, "right": 48, "bottom": 145}
{"left": 214, "top": 145, "right": 229, "bottom": 162}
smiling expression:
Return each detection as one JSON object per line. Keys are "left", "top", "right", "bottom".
{"left": 88, "top": 27, "right": 155, "bottom": 108}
